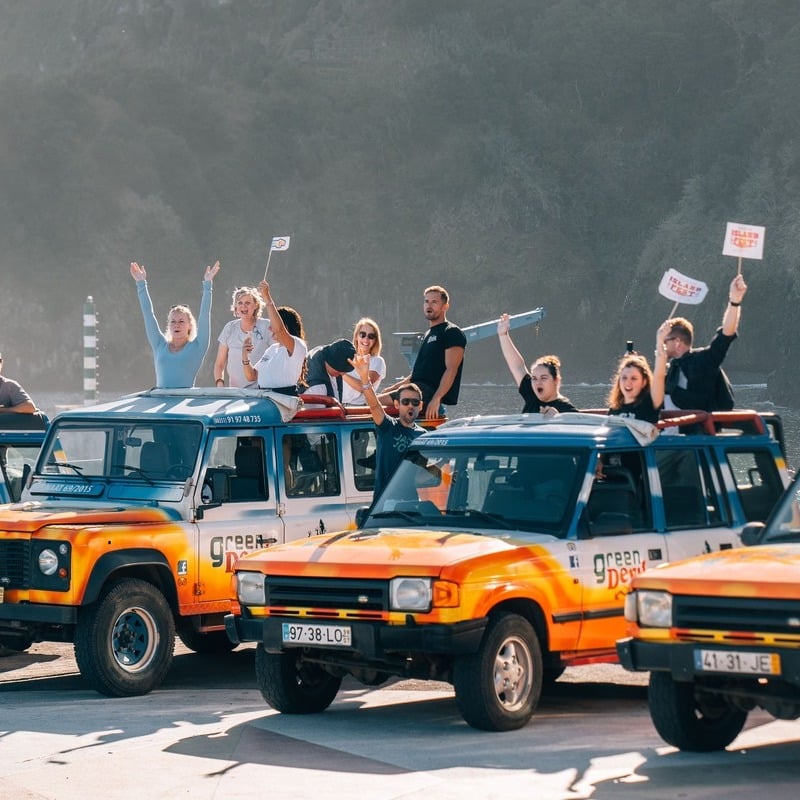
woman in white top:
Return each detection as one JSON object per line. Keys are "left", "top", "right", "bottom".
{"left": 241, "top": 281, "right": 307, "bottom": 395}
{"left": 214, "top": 286, "right": 270, "bottom": 388}
{"left": 341, "top": 317, "right": 386, "bottom": 405}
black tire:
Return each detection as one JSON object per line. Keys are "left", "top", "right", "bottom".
{"left": 254, "top": 644, "right": 342, "bottom": 714}
{"left": 74, "top": 578, "right": 175, "bottom": 697}
{"left": 648, "top": 672, "right": 747, "bottom": 752}
{"left": 453, "top": 612, "right": 543, "bottom": 731}
{"left": 0, "top": 635, "right": 33, "bottom": 655}
{"left": 178, "top": 627, "right": 237, "bottom": 654}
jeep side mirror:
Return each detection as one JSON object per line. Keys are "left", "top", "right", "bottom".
{"left": 355, "top": 506, "right": 371, "bottom": 528}
{"left": 741, "top": 521, "right": 765, "bottom": 547}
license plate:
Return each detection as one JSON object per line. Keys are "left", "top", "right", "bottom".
{"left": 694, "top": 648, "right": 780, "bottom": 676}
{"left": 0, "top": 586, "right": 3, "bottom": 602}
{"left": 281, "top": 622, "right": 352, "bottom": 648}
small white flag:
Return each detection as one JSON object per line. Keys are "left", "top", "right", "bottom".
{"left": 658, "top": 268, "right": 709, "bottom": 306}
{"left": 270, "top": 236, "right": 291, "bottom": 252}
{"left": 722, "top": 222, "right": 765, "bottom": 260}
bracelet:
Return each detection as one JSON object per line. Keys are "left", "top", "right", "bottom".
{"left": 654, "top": 349, "right": 666, "bottom": 359}
{"left": 215, "top": 378, "right": 224, "bottom": 385}
{"left": 729, "top": 300, "right": 741, "bottom": 307}
{"left": 361, "top": 383, "right": 372, "bottom": 391}
{"left": 242, "top": 361, "right": 251, "bottom": 365}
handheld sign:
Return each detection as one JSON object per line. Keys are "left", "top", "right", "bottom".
{"left": 264, "top": 235, "right": 291, "bottom": 280}
{"left": 659, "top": 268, "right": 708, "bottom": 318}
{"left": 722, "top": 222, "right": 765, "bottom": 274}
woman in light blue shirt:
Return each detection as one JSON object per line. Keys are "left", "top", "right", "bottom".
{"left": 130, "top": 260, "right": 220, "bottom": 388}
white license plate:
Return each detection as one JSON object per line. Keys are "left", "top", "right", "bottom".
{"left": 0, "top": 586, "right": 3, "bottom": 602}
{"left": 695, "top": 648, "right": 780, "bottom": 676}
{"left": 281, "top": 622, "right": 352, "bottom": 648}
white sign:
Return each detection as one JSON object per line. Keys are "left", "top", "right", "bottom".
{"left": 658, "top": 268, "right": 709, "bottom": 305}
{"left": 722, "top": 222, "right": 765, "bottom": 260}
{"left": 270, "top": 236, "right": 291, "bottom": 251}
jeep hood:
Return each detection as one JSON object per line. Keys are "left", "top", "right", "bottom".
{"left": 239, "top": 526, "right": 534, "bottom": 577}
{"left": 633, "top": 543, "right": 800, "bottom": 600}
{"left": 0, "top": 503, "right": 179, "bottom": 532}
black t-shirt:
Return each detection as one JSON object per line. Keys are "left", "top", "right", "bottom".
{"left": 665, "top": 328, "right": 736, "bottom": 411}
{"left": 411, "top": 321, "right": 467, "bottom": 406}
{"left": 608, "top": 391, "right": 660, "bottom": 424}
{"left": 518, "top": 374, "right": 578, "bottom": 414}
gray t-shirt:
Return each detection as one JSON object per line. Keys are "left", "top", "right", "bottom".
{"left": 0, "top": 375, "right": 32, "bottom": 408}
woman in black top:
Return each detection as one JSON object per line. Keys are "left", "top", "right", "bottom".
{"left": 607, "top": 338, "right": 667, "bottom": 424}
{"left": 497, "top": 314, "right": 578, "bottom": 415}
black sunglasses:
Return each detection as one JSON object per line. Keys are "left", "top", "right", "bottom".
{"left": 399, "top": 398, "right": 421, "bottom": 406}
{"left": 358, "top": 331, "right": 376, "bottom": 340}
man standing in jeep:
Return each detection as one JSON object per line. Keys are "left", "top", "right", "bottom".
{"left": 381, "top": 285, "right": 466, "bottom": 420}
{"left": 662, "top": 273, "right": 747, "bottom": 412}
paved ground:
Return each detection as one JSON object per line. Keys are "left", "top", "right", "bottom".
{"left": 1, "top": 642, "right": 798, "bottom": 800}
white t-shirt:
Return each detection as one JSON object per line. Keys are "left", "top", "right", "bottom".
{"left": 218, "top": 318, "right": 271, "bottom": 388}
{"left": 341, "top": 354, "right": 387, "bottom": 405}
{"left": 254, "top": 336, "right": 308, "bottom": 389}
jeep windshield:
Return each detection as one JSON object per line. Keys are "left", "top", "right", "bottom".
{"left": 38, "top": 420, "right": 203, "bottom": 482}
{"left": 758, "top": 473, "right": 800, "bottom": 543}
{"left": 365, "top": 447, "right": 587, "bottom": 536}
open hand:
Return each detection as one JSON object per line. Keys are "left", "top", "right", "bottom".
{"left": 130, "top": 262, "right": 147, "bottom": 282}
{"left": 204, "top": 261, "right": 221, "bottom": 282}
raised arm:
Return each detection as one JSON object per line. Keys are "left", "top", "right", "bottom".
{"left": 195, "top": 261, "right": 219, "bottom": 353}
{"left": 351, "top": 354, "right": 386, "bottom": 426}
{"left": 721, "top": 273, "right": 747, "bottom": 336}
{"left": 259, "top": 281, "right": 296, "bottom": 355}
{"left": 651, "top": 321, "right": 670, "bottom": 409}
{"left": 497, "top": 313, "right": 530, "bottom": 385}
{"left": 130, "top": 262, "right": 165, "bottom": 347}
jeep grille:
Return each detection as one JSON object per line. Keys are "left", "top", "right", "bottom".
{"left": 266, "top": 577, "right": 388, "bottom": 612}
{"left": 0, "top": 541, "right": 31, "bottom": 589}
{"left": 674, "top": 595, "right": 800, "bottom": 634}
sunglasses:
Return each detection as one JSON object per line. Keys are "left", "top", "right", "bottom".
{"left": 399, "top": 398, "right": 421, "bottom": 406}
{"left": 664, "top": 336, "right": 678, "bottom": 342}
{"left": 358, "top": 331, "right": 377, "bottom": 340}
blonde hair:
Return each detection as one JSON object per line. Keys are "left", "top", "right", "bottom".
{"left": 352, "top": 317, "right": 382, "bottom": 356}
{"left": 607, "top": 355, "right": 653, "bottom": 410}
{"left": 230, "top": 286, "right": 265, "bottom": 318}
{"left": 165, "top": 304, "right": 197, "bottom": 342}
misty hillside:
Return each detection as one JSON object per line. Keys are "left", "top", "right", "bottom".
{"left": 0, "top": 0, "right": 798, "bottom": 400}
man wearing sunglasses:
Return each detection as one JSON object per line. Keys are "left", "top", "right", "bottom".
{"left": 351, "top": 353, "right": 424, "bottom": 498}
{"left": 662, "top": 273, "right": 747, "bottom": 412}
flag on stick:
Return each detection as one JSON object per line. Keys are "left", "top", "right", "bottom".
{"left": 659, "top": 268, "right": 708, "bottom": 317}
{"left": 264, "top": 236, "right": 291, "bottom": 279}
{"left": 722, "top": 222, "right": 764, "bottom": 276}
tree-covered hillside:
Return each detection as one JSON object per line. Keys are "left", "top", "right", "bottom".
{"left": 0, "top": 0, "right": 797, "bottom": 400}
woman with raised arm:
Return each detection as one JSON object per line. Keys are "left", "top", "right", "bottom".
{"left": 497, "top": 313, "right": 577, "bottom": 415}
{"left": 242, "top": 281, "right": 307, "bottom": 395}
{"left": 130, "top": 260, "right": 220, "bottom": 389}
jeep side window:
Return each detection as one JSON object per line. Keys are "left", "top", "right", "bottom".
{"left": 283, "top": 433, "right": 341, "bottom": 498}
{"left": 1, "top": 444, "right": 40, "bottom": 502}
{"left": 726, "top": 449, "right": 784, "bottom": 522}
{"left": 656, "top": 449, "right": 725, "bottom": 529}
{"left": 351, "top": 428, "right": 376, "bottom": 492}
{"left": 587, "top": 451, "right": 651, "bottom": 534}
{"left": 203, "top": 434, "right": 268, "bottom": 503}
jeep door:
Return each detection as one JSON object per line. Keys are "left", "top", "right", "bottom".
{"left": 195, "top": 430, "right": 282, "bottom": 609}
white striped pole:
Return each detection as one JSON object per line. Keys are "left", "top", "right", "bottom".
{"left": 83, "top": 295, "right": 97, "bottom": 405}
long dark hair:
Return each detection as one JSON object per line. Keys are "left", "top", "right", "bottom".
{"left": 278, "top": 306, "right": 307, "bottom": 388}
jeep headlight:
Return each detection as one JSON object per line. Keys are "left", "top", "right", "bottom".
{"left": 38, "top": 548, "right": 59, "bottom": 576}
{"left": 236, "top": 572, "right": 266, "bottom": 605}
{"left": 390, "top": 577, "right": 432, "bottom": 612}
{"left": 628, "top": 590, "right": 673, "bottom": 627}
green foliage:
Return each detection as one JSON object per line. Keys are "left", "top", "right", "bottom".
{"left": 0, "top": 1, "right": 798, "bottom": 399}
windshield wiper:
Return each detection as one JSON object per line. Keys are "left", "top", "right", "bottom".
{"left": 111, "top": 463, "right": 155, "bottom": 485}
{"left": 369, "top": 509, "right": 425, "bottom": 523}
{"left": 44, "top": 461, "right": 91, "bottom": 483}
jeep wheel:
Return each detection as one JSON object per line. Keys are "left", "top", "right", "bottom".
{"left": 453, "top": 612, "right": 543, "bottom": 731}
{"left": 178, "top": 627, "right": 237, "bottom": 654}
{"left": 648, "top": 672, "right": 747, "bottom": 751}
{"left": 75, "top": 578, "right": 175, "bottom": 697}
{"left": 255, "top": 644, "right": 341, "bottom": 714}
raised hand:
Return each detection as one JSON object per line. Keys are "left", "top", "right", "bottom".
{"left": 204, "top": 261, "right": 221, "bottom": 282}
{"left": 130, "top": 262, "right": 147, "bottom": 282}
